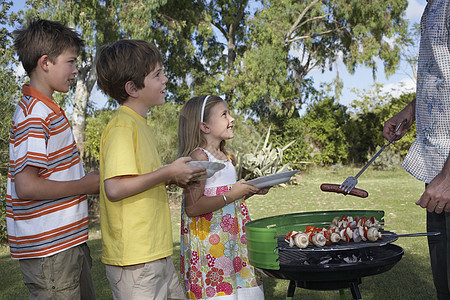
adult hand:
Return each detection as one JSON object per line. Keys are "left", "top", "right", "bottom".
{"left": 383, "top": 114, "right": 410, "bottom": 141}
{"left": 382, "top": 99, "right": 415, "bottom": 141}
{"left": 416, "top": 171, "right": 450, "bottom": 213}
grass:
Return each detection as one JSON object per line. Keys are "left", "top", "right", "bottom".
{"left": 0, "top": 166, "right": 436, "bottom": 299}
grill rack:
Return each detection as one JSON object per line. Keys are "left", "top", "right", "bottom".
{"left": 277, "top": 230, "right": 398, "bottom": 252}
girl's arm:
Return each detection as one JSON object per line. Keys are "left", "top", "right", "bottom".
{"left": 183, "top": 150, "right": 259, "bottom": 217}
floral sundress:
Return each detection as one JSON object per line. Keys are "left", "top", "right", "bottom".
{"left": 180, "top": 148, "right": 264, "bottom": 299}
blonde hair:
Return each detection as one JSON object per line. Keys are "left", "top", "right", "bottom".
{"left": 178, "top": 95, "right": 235, "bottom": 163}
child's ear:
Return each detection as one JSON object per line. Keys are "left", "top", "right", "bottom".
{"left": 38, "top": 55, "right": 50, "bottom": 71}
{"left": 124, "top": 81, "right": 138, "bottom": 97}
{"left": 200, "top": 122, "right": 210, "bottom": 134}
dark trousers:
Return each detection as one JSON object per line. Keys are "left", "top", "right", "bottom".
{"left": 427, "top": 210, "right": 450, "bottom": 300}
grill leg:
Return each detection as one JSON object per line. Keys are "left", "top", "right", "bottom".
{"left": 286, "top": 280, "right": 296, "bottom": 300}
{"left": 350, "top": 281, "right": 361, "bottom": 300}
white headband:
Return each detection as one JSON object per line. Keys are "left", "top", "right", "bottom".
{"left": 200, "top": 95, "right": 211, "bottom": 122}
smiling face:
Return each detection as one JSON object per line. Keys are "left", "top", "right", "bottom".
{"left": 46, "top": 49, "right": 78, "bottom": 94}
{"left": 204, "top": 101, "right": 235, "bottom": 141}
{"left": 140, "top": 62, "right": 168, "bottom": 107}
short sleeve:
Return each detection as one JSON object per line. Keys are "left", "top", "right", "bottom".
{"left": 11, "top": 113, "right": 50, "bottom": 175}
{"left": 102, "top": 124, "right": 139, "bottom": 180}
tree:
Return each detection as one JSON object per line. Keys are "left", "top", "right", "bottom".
{"left": 0, "top": 0, "right": 22, "bottom": 243}
{"left": 347, "top": 85, "right": 416, "bottom": 163}
{"left": 233, "top": 0, "right": 410, "bottom": 119}
{"left": 18, "top": 0, "right": 412, "bottom": 158}
{"left": 0, "top": 1, "right": 21, "bottom": 176}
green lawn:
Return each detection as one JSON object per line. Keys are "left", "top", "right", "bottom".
{"left": 0, "top": 166, "right": 436, "bottom": 299}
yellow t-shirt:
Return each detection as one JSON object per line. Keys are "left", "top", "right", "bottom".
{"left": 99, "top": 106, "right": 172, "bottom": 266}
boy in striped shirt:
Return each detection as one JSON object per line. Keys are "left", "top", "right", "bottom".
{"left": 7, "top": 19, "right": 99, "bottom": 299}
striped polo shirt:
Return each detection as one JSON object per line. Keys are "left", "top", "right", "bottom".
{"left": 6, "top": 84, "right": 88, "bottom": 259}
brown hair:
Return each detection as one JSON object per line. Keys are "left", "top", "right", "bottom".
{"left": 13, "top": 19, "right": 84, "bottom": 76}
{"left": 96, "top": 39, "right": 163, "bottom": 105}
{"left": 178, "top": 95, "right": 235, "bottom": 163}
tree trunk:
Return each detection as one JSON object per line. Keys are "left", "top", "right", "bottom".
{"left": 72, "top": 81, "right": 89, "bottom": 158}
{"left": 72, "top": 57, "right": 98, "bottom": 159}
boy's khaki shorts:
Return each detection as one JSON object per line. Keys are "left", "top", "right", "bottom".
{"left": 105, "top": 256, "right": 184, "bottom": 300}
{"left": 19, "top": 243, "right": 95, "bottom": 300}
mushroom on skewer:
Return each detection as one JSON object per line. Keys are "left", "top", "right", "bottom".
{"left": 311, "top": 232, "right": 327, "bottom": 247}
{"left": 366, "top": 226, "right": 383, "bottom": 242}
{"left": 294, "top": 232, "right": 309, "bottom": 248}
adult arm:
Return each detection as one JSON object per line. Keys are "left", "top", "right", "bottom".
{"left": 15, "top": 165, "right": 99, "bottom": 200}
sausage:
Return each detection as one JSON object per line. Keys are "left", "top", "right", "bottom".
{"left": 320, "top": 183, "right": 368, "bottom": 198}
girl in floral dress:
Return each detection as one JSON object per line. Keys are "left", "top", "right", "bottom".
{"left": 178, "top": 95, "right": 266, "bottom": 299}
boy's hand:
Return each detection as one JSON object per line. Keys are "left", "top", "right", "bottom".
{"left": 167, "top": 157, "right": 206, "bottom": 187}
{"left": 81, "top": 171, "right": 100, "bottom": 194}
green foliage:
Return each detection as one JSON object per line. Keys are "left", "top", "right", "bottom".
{"left": 383, "top": 92, "right": 416, "bottom": 157}
{"left": 233, "top": 0, "right": 410, "bottom": 116}
{"left": 0, "top": 1, "right": 22, "bottom": 243}
{"left": 371, "top": 146, "right": 403, "bottom": 171}
{"left": 148, "top": 103, "right": 181, "bottom": 165}
{"left": 17, "top": 0, "right": 412, "bottom": 157}
{"left": 301, "top": 89, "right": 350, "bottom": 165}
{"left": 236, "top": 126, "right": 294, "bottom": 181}
{"left": 84, "top": 109, "right": 115, "bottom": 162}
{"left": 0, "top": 1, "right": 20, "bottom": 176}
{"left": 268, "top": 113, "right": 311, "bottom": 169}
{"left": 347, "top": 85, "right": 416, "bottom": 162}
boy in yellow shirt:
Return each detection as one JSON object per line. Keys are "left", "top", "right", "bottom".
{"left": 96, "top": 39, "right": 206, "bottom": 299}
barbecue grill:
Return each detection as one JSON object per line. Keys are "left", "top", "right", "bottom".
{"left": 245, "top": 210, "right": 404, "bottom": 300}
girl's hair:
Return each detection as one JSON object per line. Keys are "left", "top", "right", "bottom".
{"left": 178, "top": 95, "right": 235, "bottom": 163}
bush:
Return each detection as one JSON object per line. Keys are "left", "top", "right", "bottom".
{"left": 302, "top": 95, "right": 350, "bottom": 165}
{"left": 269, "top": 114, "right": 311, "bottom": 170}
{"left": 371, "top": 146, "right": 403, "bottom": 170}
{"left": 235, "top": 126, "right": 294, "bottom": 181}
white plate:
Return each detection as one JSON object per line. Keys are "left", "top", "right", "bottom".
{"left": 186, "top": 161, "right": 226, "bottom": 180}
{"left": 245, "top": 170, "right": 298, "bottom": 188}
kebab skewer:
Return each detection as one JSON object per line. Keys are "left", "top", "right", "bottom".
{"left": 284, "top": 215, "right": 383, "bottom": 249}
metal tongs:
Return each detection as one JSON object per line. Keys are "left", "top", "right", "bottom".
{"left": 340, "top": 119, "right": 407, "bottom": 194}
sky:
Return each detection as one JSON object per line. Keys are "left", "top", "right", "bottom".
{"left": 7, "top": 0, "right": 427, "bottom": 110}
